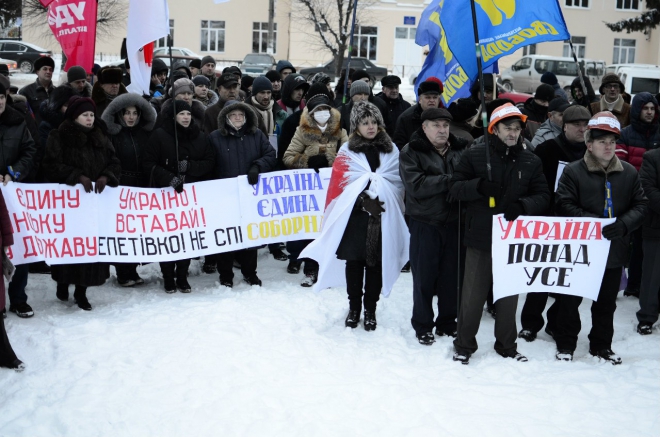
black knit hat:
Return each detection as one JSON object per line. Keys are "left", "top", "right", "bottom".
{"left": 192, "top": 75, "right": 210, "bottom": 87}
{"left": 306, "top": 82, "right": 332, "bottom": 102}
{"left": 306, "top": 93, "right": 331, "bottom": 113}
{"left": 265, "top": 70, "right": 281, "bottom": 82}
{"left": 67, "top": 66, "right": 87, "bottom": 83}
{"left": 173, "top": 99, "right": 192, "bottom": 115}
{"left": 351, "top": 69, "right": 370, "bottom": 82}
{"left": 34, "top": 56, "right": 55, "bottom": 71}
{"left": 189, "top": 59, "right": 202, "bottom": 69}
{"left": 65, "top": 96, "right": 96, "bottom": 120}
{"left": 448, "top": 98, "right": 478, "bottom": 122}
{"left": 241, "top": 75, "right": 254, "bottom": 91}
{"left": 201, "top": 56, "right": 216, "bottom": 67}
{"left": 251, "top": 76, "right": 272, "bottom": 95}
{"left": 98, "top": 66, "right": 123, "bottom": 84}
{"left": 534, "top": 84, "right": 556, "bottom": 102}
{"left": 151, "top": 58, "right": 168, "bottom": 75}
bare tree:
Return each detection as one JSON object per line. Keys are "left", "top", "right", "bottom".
{"left": 23, "top": 0, "right": 127, "bottom": 42}
{"left": 0, "top": 0, "right": 21, "bottom": 37}
{"left": 291, "top": 0, "right": 377, "bottom": 77}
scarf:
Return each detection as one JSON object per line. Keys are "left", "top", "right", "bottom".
{"left": 251, "top": 96, "right": 275, "bottom": 135}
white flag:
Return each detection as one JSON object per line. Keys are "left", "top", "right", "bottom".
{"left": 126, "top": 0, "right": 170, "bottom": 95}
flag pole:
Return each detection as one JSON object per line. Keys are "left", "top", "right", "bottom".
{"left": 469, "top": 0, "right": 495, "bottom": 208}
{"left": 342, "top": 0, "right": 359, "bottom": 105}
{"left": 167, "top": 34, "right": 180, "bottom": 178}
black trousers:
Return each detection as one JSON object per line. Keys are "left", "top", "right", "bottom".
{"left": 159, "top": 259, "right": 191, "bottom": 280}
{"left": 115, "top": 263, "right": 139, "bottom": 281}
{"left": 346, "top": 260, "right": 381, "bottom": 312}
{"left": 409, "top": 218, "right": 459, "bottom": 335}
{"left": 637, "top": 239, "right": 660, "bottom": 325}
{"left": 217, "top": 249, "right": 258, "bottom": 280}
{"left": 627, "top": 228, "right": 643, "bottom": 289}
{"left": 520, "top": 292, "right": 559, "bottom": 333}
{"left": 0, "top": 316, "right": 19, "bottom": 368}
{"left": 286, "top": 239, "right": 318, "bottom": 274}
{"left": 554, "top": 267, "right": 621, "bottom": 352}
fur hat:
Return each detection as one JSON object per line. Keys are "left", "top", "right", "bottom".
{"left": 170, "top": 78, "right": 194, "bottom": 97}
{"left": 34, "top": 56, "right": 55, "bottom": 71}
{"left": 448, "top": 98, "right": 478, "bottom": 122}
{"left": 251, "top": 76, "right": 272, "bottom": 95}
{"left": 350, "top": 100, "right": 385, "bottom": 134}
{"left": 65, "top": 96, "right": 96, "bottom": 120}
{"left": 201, "top": 55, "right": 216, "bottom": 67}
{"left": 98, "top": 66, "right": 123, "bottom": 84}
{"left": 350, "top": 80, "right": 371, "bottom": 97}
{"left": 381, "top": 75, "right": 402, "bottom": 87}
{"left": 418, "top": 77, "right": 443, "bottom": 95}
{"left": 600, "top": 73, "right": 625, "bottom": 94}
{"left": 67, "top": 66, "right": 87, "bottom": 83}
{"left": 534, "top": 84, "right": 556, "bottom": 102}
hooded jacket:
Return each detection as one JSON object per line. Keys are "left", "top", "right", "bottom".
{"left": 531, "top": 118, "right": 562, "bottom": 149}
{"left": 555, "top": 151, "right": 647, "bottom": 268}
{"left": 276, "top": 73, "right": 307, "bottom": 114}
{"left": 283, "top": 106, "right": 347, "bottom": 169}
{"left": 616, "top": 92, "right": 660, "bottom": 170}
{"left": 374, "top": 91, "right": 411, "bottom": 137}
{"left": 0, "top": 105, "right": 37, "bottom": 182}
{"left": 208, "top": 101, "right": 276, "bottom": 179}
{"left": 639, "top": 148, "right": 660, "bottom": 239}
{"left": 101, "top": 93, "right": 158, "bottom": 187}
{"left": 570, "top": 76, "right": 598, "bottom": 107}
{"left": 400, "top": 129, "right": 469, "bottom": 226}
{"left": 155, "top": 98, "right": 206, "bottom": 130}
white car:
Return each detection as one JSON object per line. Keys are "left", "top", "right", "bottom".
{"left": 153, "top": 47, "right": 200, "bottom": 59}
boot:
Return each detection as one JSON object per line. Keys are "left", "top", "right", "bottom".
{"left": 73, "top": 286, "right": 92, "bottom": 311}
{"left": 345, "top": 309, "right": 360, "bottom": 328}
{"left": 176, "top": 276, "right": 192, "bottom": 293}
{"left": 56, "top": 283, "right": 69, "bottom": 301}
{"left": 364, "top": 309, "right": 377, "bottom": 331}
{"left": 163, "top": 276, "right": 176, "bottom": 293}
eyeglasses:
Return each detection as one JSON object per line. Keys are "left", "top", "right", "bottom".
{"left": 604, "top": 84, "right": 620, "bottom": 90}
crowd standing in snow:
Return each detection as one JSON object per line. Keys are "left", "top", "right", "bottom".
{"left": 0, "top": 54, "right": 659, "bottom": 372}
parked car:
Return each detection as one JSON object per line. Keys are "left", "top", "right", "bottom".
{"left": 0, "top": 40, "right": 52, "bottom": 74}
{"left": 616, "top": 66, "right": 660, "bottom": 97}
{"left": 497, "top": 83, "right": 533, "bottom": 105}
{"left": 300, "top": 57, "right": 388, "bottom": 83}
{"left": 240, "top": 54, "right": 276, "bottom": 77}
{"left": 153, "top": 47, "right": 201, "bottom": 59}
{"left": 0, "top": 57, "right": 18, "bottom": 73}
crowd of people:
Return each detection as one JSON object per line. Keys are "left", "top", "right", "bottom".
{"left": 0, "top": 54, "right": 658, "bottom": 372}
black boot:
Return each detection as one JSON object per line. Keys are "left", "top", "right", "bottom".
{"left": 364, "top": 309, "right": 377, "bottom": 331}
{"left": 176, "top": 276, "right": 192, "bottom": 293}
{"left": 345, "top": 309, "right": 360, "bottom": 328}
{"left": 73, "top": 286, "right": 92, "bottom": 311}
{"left": 56, "top": 283, "right": 69, "bottom": 301}
{"left": 163, "top": 276, "right": 176, "bottom": 293}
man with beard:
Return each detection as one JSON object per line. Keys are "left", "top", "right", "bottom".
{"left": 200, "top": 55, "right": 218, "bottom": 93}
{"left": 375, "top": 75, "right": 411, "bottom": 137}
{"left": 266, "top": 70, "right": 282, "bottom": 101}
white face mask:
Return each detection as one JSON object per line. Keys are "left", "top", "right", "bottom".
{"left": 313, "top": 110, "right": 331, "bottom": 125}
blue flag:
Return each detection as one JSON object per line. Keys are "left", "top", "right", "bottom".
{"left": 415, "top": 0, "right": 497, "bottom": 106}
{"left": 440, "top": 0, "right": 570, "bottom": 81}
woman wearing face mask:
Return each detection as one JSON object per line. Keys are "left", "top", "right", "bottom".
{"left": 42, "top": 96, "right": 122, "bottom": 311}
{"left": 102, "top": 93, "right": 158, "bottom": 287}
{"left": 300, "top": 101, "right": 408, "bottom": 331}
{"left": 282, "top": 89, "right": 348, "bottom": 287}
{"left": 208, "top": 100, "right": 276, "bottom": 288}
{"left": 143, "top": 100, "right": 215, "bottom": 293}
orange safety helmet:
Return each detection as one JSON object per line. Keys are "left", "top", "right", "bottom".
{"left": 487, "top": 103, "right": 528, "bottom": 134}
{"left": 587, "top": 111, "right": 621, "bottom": 138}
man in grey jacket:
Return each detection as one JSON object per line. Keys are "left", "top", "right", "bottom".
{"left": 531, "top": 98, "right": 569, "bottom": 149}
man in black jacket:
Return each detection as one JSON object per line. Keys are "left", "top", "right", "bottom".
{"left": 554, "top": 111, "right": 647, "bottom": 363}
{"left": 338, "top": 80, "right": 388, "bottom": 135}
{"left": 449, "top": 103, "right": 550, "bottom": 364}
{"left": 400, "top": 108, "right": 468, "bottom": 345}
{"left": 375, "top": 75, "right": 411, "bottom": 137}
{"left": 393, "top": 78, "right": 443, "bottom": 150}
{"left": 518, "top": 104, "right": 591, "bottom": 342}
{"left": 18, "top": 56, "right": 55, "bottom": 126}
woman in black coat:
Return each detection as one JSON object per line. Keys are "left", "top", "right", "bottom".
{"left": 102, "top": 93, "right": 157, "bottom": 287}
{"left": 42, "top": 97, "right": 121, "bottom": 311}
{"left": 143, "top": 100, "right": 215, "bottom": 294}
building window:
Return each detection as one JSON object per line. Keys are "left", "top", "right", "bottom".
{"left": 613, "top": 38, "right": 636, "bottom": 63}
{"left": 565, "top": 0, "right": 589, "bottom": 7}
{"left": 395, "top": 27, "right": 416, "bottom": 40}
{"left": 616, "top": 0, "right": 639, "bottom": 9}
{"left": 562, "top": 36, "right": 586, "bottom": 58}
{"left": 155, "top": 20, "right": 174, "bottom": 48}
{"left": 252, "top": 22, "right": 277, "bottom": 54}
{"left": 522, "top": 44, "right": 536, "bottom": 56}
{"left": 350, "top": 26, "right": 378, "bottom": 61}
{"left": 201, "top": 20, "right": 225, "bottom": 52}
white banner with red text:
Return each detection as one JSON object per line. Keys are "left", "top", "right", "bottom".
{"left": 492, "top": 214, "right": 615, "bottom": 302}
{"left": 0, "top": 169, "right": 330, "bottom": 265}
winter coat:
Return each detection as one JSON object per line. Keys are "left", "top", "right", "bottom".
{"left": 194, "top": 90, "right": 219, "bottom": 109}
{"left": 336, "top": 130, "right": 394, "bottom": 261}
{"left": 374, "top": 92, "right": 411, "bottom": 137}
{"left": 0, "top": 190, "right": 13, "bottom": 310}
{"left": 338, "top": 95, "right": 389, "bottom": 135}
{"left": 399, "top": 129, "right": 469, "bottom": 226}
{"left": 552, "top": 84, "right": 569, "bottom": 101}
{"left": 101, "top": 93, "right": 158, "bottom": 187}
{"left": 203, "top": 97, "right": 228, "bottom": 135}
{"left": 155, "top": 98, "right": 206, "bottom": 130}
{"left": 519, "top": 97, "right": 548, "bottom": 124}
{"left": 283, "top": 107, "right": 347, "bottom": 169}
{"left": 555, "top": 151, "right": 647, "bottom": 268}
{"left": 534, "top": 133, "right": 586, "bottom": 212}
{"left": 277, "top": 111, "right": 303, "bottom": 170}
{"left": 276, "top": 73, "right": 308, "bottom": 115}
{"left": 640, "top": 149, "right": 660, "bottom": 239}
{"left": 590, "top": 96, "right": 631, "bottom": 129}
{"left": 570, "top": 76, "right": 598, "bottom": 107}
{"left": 91, "top": 81, "right": 128, "bottom": 117}
{"left": 7, "top": 94, "right": 40, "bottom": 155}
{"left": 42, "top": 119, "right": 121, "bottom": 287}
{"left": 209, "top": 101, "right": 276, "bottom": 179}
{"left": 449, "top": 135, "right": 550, "bottom": 251}
{"left": 18, "top": 78, "right": 54, "bottom": 126}
{"left": 531, "top": 119, "right": 562, "bottom": 149}
{"left": 393, "top": 103, "right": 424, "bottom": 150}
{"left": 616, "top": 92, "right": 660, "bottom": 170}
{"left": 38, "top": 85, "right": 76, "bottom": 147}
{"left": 245, "top": 97, "right": 288, "bottom": 137}
{"left": 143, "top": 110, "right": 215, "bottom": 188}
{"left": 0, "top": 106, "right": 37, "bottom": 182}
{"left": 450, "top": 121, "right": 475, "bottom": 143}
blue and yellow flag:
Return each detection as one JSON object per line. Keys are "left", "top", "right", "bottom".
{"left": 415, "top": 0, "right": 497, "bottom": 106}
{"left": 440, "top": 0, "right": 570, "bottom": 81}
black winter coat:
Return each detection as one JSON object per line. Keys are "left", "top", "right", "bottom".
{"left": 555, "top": 152, "right": 647, "bottom": 268}
{"left": 209, "top": 101, "right": 276, "bottom": 179}
{"left": 42, "top": 119, "right": 121, "bottom": 287}
{"left": 18, "top": 78, "right": 54, "bottom": 126}
{"left": 374, "top": 92, "right": 411, "bottom": 137}
{"left": 0, "top": 105, "right": 36, "bottom": 182}
{"left": 277, "top": 111, "right": 303, "bottom": 170}
{"left": 338, "top": 95, "right": 389, "bottom": 135}
{"left": 640, "top": 148, "right": 660, "bottom": 240}
{"left": 399, "top": 130, "right": 468, "bottom": 226}
{"left": 155, "top": 98, "right": 206, "bottom": 131}
{"left": 449, "top": 135, "right": 550, "bottom": 251}
{"left": 393, "top": 104, "right": 423, "bottom": 150}
{"left": 616, "top": 92, "right": 660, "bottom": 171}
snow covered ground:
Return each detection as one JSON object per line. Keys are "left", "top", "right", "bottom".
{"left": 1, "top": 253, "right": 658, "bottom": 437}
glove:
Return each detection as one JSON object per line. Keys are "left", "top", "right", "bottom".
{"left": 79, "top": 175, "right": 93, "bottom": 193}
{"left": 170, "top": 175, "right": 185, "bottom": 193}
{"left": 247, "top": 164, "right": 260, "bottom": 185}
{"left": 602, "top": 220, "right": 627, "bottom": 240}
{"left": 504, "top": 202, "right": 525, "bottom": 221}
{"left": 477, "top": 179, "right": 500, "bottom": 198}
{"left": 178, "top": 160, "right": 189, "bottom": 173}
{"left": 307, "top": 154, "right": 329, "bottom": 173}
{"left": 94, "top": 176, "right": 108, "bottom": 194}
{"left": 362, "top": 196, "right": 385, "bottom": 216}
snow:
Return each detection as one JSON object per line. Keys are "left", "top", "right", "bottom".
{"left": 1, "top": 252, "right": 658, "bottom": 436}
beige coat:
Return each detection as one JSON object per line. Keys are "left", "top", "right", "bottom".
{"left": 282, "top": 107, "right": 348, "bottom": 169}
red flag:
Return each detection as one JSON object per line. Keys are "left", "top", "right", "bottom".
{"left": 46, "top": 0, "right": 97, "bottom": 73}
{"left": 39, "top": 0, "right": 56, "bottom": 6}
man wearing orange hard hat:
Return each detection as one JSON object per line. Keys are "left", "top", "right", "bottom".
{"left": 448, "top": 103, "right": 550, "bottom": 365}
{"left": 554, "top": 111, "right": 647, "bottom": 364}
